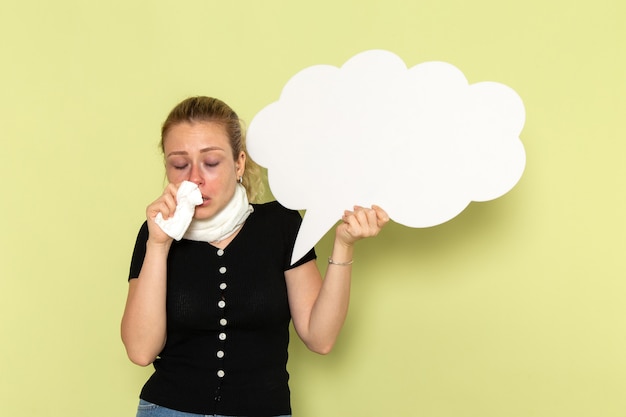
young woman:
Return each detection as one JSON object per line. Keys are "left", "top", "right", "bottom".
{"left": 121, "top": 96, "right": 388, "bottom": 417}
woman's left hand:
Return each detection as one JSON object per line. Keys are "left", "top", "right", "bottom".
{"left": 336, "top": 205, "right": 390, "bottom": 247}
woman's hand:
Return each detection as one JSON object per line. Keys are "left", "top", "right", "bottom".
{"left": 145, "top": 183, "right": 179, "bottom": 245}
{"left": 335, "top": 205, "right": 389, "bottom": 248}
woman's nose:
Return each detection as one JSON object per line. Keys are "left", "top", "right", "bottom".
{"left": 189, "top": 164, "right": 204, "bottom": 185}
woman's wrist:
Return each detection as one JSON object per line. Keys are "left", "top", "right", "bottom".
{"left": 330, "top": 237, "right": 354, "bottom": 265}
{"left": 146, "top": 238, "right": 173, "bottom": 254}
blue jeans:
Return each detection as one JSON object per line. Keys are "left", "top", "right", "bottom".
{"left": 136, "top": 399, "right": 291, "bottom": 417}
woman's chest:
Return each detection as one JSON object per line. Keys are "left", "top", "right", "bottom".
{"left": 165, "top": 242, "right": 290, "bottom": 331}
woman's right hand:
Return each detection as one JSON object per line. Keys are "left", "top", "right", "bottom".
{"left": 145, "top": 183, "right": 179, "bottom": 245}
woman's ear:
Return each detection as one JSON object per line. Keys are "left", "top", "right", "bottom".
{"left": 236, "top": 151, "right": 246, "bottom": 177}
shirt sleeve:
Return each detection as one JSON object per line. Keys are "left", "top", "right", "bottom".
{"left": 128, "top": 221, "right": 149, "bottom": 280}
{"left": 280, "top": 206, "right": 317, "bottom": 270}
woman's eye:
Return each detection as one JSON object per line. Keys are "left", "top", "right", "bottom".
{"left": 173, "top": 164, "right": 188, "bottom": 170}
{"left": 205, "top": 161, "right": 219, "bottom": 168}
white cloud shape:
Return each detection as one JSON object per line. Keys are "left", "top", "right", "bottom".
{"left": 247, "top": 50, "right": 526, "bottom": 263}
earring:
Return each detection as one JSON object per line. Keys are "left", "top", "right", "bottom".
{"left": 237, "top": 176, "right": 243, "bottom": 184}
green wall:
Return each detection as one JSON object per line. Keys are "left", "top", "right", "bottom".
{"left": 1, "top": 1, "right": 624, "bottom": 416}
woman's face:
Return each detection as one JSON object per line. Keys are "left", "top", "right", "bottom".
{"left": 163, "top": 121, "right": 245, "bottom": 220}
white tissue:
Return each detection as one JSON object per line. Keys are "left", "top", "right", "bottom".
{"left": 154, "top": 181, "right": 203, "bottom": 240}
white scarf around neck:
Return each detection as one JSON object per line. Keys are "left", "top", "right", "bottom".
{"left": 183, "top": 183, "right": 253, "bottom": 244}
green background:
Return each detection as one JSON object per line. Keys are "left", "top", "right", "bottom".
{"left": 1, "top": 1, "right": 624, "bottom": 416}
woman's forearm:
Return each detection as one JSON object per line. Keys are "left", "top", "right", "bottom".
{"left": 303, "top": 239, "right": 355, "bottom": 354}
{"left": 121, "top": 241, "right": 170, "bottom": 366}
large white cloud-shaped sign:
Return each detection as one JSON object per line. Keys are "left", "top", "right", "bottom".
{"left": 247, "top": 50, "right": 526, "bottom": 263}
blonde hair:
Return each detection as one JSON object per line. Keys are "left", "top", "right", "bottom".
{"left": 161, "top": 96, "right": 264, "bottom": 202}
